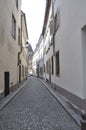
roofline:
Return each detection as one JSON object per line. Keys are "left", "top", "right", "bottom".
{"left": 42, "top": 0, "right": 51, "bottom": 36}
{"left": 21, "top": 10, "right": 28, "bottom": 39}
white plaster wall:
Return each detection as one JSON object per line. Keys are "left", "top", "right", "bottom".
{"left": 43, "top": 2, "right": 53, "bottom": 80}
{"left": 52, "top": 0, "right": 86, "bottom": 98}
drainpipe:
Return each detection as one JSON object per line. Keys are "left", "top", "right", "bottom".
{"left": 21, "top": 12, "right": 23, "bottom": 52}
{"left": 18, "top": 11, "right": 23, "bottom": 83}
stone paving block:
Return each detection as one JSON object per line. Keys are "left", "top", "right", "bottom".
{"left": 0, "top": 77, "right": 80, "bottom": 130}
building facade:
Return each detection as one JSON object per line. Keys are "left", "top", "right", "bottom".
{"left": 0, "top": 0, "right": 21, "bottom": 99}
{"left": 43, "top": 0, "right": 86, "bottom": 99}
{"left": 28, "top": 43, "right": 33, "bottom": 75}
{"left": 37, "top": 35, "right": 44, "bottom": 78}
{"left": 32, "top": 45, "right": 38, "bottom": 76}
{"left": 32, "top": 34, "right": 44, "bottom": 78}
{"left": 19, "top": 11, "right": 28, "bottom": 82}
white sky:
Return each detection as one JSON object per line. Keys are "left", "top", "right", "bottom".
{"left": 21, "top": 0, "right": 46, "bottom": 50}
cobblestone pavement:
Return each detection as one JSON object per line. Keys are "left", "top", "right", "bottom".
{"left": 0, "top": 77, "right": 80, "bottom": 130}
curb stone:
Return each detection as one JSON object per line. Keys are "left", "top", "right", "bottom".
{"left": 39, "top": 78, "right": 81, "bottom": 127}
{"left": 0, "top": 80, "right": 28, "bottom": 111}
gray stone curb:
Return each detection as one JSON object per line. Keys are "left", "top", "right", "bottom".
{"left": 39, "top": 79, "right": 81, "bottom": 127}
{"left": 0, "top": 80, "right": 28, "bottom": 111}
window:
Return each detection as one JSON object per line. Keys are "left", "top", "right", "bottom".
{"left": 46, "top": 61, "right": 48, "bottom": 74}
{"left": 54, "top": 13, "right": 57, "bottom": 32}
{"left": 18, "top": 28, "right": 20, "bottom": 45}
{"left": 54, "top": 8, "right": 60, "bottom": 33}
{"left": 51, "top": 56, "right": 54, "bottom": 75}
{"left": 56, "top": 51, "right": 60, "bottom": 76}
{"left": 25, "top": 67, "right": 27, "bottom": 76}
{"left": 17, "top": 52, "right": 20, "bottom": 65}
{"left": 16, "top": 0, "right": 18, "bottom": 9}
{"left": 46, "top": 62, "right": 48, "bottom": 73}
{"left": 12, "top": 14, "right": 16, "bottom": 39}
{"left": 40, "top": 67, "right": 43, "bottom": 75}
{"left": 46, "top": 60, "right": 49, "bottom": 74}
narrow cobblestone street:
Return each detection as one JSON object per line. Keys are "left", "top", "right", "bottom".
{"left": 0, "top": 77, "right": 80, "bottom": 130}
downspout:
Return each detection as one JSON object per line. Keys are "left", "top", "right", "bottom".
{"left": 21, "top": 12, "right": 22, "bottom": 52}
{"left": 18, "top": 12, "right": 22, "bottom": 83}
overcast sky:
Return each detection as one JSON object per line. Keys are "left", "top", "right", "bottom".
{"left": 21, "top": 0, "right": 46, "bottom": 50}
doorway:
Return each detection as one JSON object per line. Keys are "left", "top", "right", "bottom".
{"left": 49, "top": 59, "right": 51, "bottom": 83}
{"left": 4, "top": 72, "right": 10, "bottom": 97}
{"left": 19, "top": 65, "right": 21, "bottom": 83}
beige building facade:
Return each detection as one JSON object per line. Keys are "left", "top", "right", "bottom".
{"left": 20, "top": 11, "right": 28, "bottom": 82}
{"left": 28, "top": 44, "right": 33, "bottom": 75}
{"left": 0, "top": 0, "right": 22, "bottom": 99}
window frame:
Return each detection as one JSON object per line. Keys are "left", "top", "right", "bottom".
{"left": 18, "top": 28, "right": 20, "bottom": 45}
{"left": 11, "top": 14, "right": 16, "bottom": 40}
{"left": 16, "top": 0, "right": 18, "bottom": 10}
